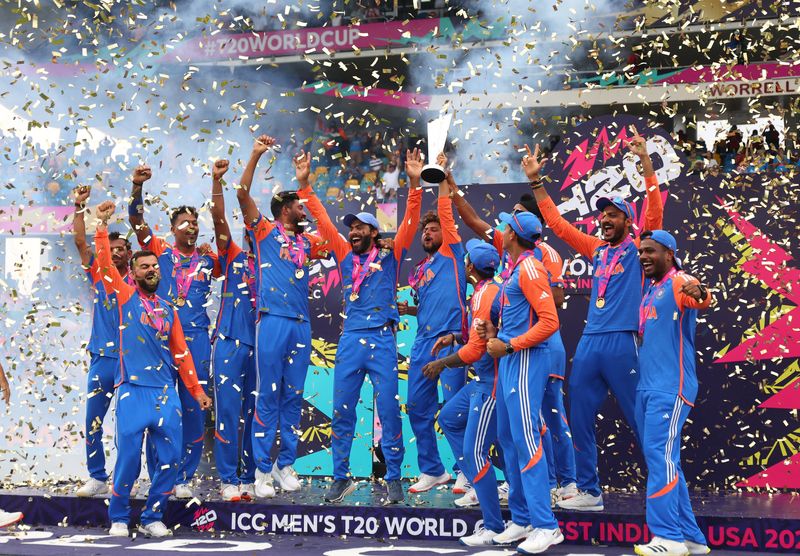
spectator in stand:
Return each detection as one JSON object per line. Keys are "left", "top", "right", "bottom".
{"left": 343, "top": 159, "right": 364, "bottom": 183}
{"left": 747, "top": 131, "right": 763, "bottom": 152}
{"left": 764, "top": 123, "right": 781, "bottom": 152}
{"left": 380, "top": 162, "right": 401, "bottom": 201}
{"left": 368, "top": 152, "right": 384, "bottom": 174}
{"left": 703, "top": 152, "right": 719, "bottom": 175}
{"left": 350, "top": 135, "right": 363, "bottom": 166}
{"left": 727, "top": 126, "right": 743, "bottom": 154}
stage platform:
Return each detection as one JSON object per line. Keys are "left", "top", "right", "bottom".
{"left": 2, "top": 479, "right": 800, "bottom": 553}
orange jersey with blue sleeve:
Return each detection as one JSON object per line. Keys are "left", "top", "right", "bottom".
{"left": 410, "top": 195, "right": 467, "bottom": 338}
{"left": 638, "top": 271, "right": 712, "bottom": 406}
{"left": 458, "top": 280, "right": 501, "bottom": 396}
{"left": 213, "top": 240, "right": 256, "bottom": 346}
{"left": 245, "top": 214, "right": 328, "bottom": 322}
{"left": 537, "top": 175, "right": 663, "bottom": 334}
{"left": 84, "top": 256, "right": 132, "bottom": 358}
{"left": 497, "top": 254, "right": 559, "bottom": 350}
{"left": 143, "top": 236, "right": 222, "bottom": 331}
{"left": 298, "top": 186, "right": 421, "bottom": 331}
{"left": 95, "top": 228, "right": 203, "bottom": 397}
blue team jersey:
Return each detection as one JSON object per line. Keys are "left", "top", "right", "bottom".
{"left": 84, "top": 255, "right": 122, "bottom": 358}
{"left": 497, "top": 254, "right": 558, "bottom": 350}
{"left": 638, "top": 272, "right": 711, "bottom": 405}
{"left": 410, "top": 196, "right": 467, "bottom": 339}
{"left": 340, "top": 248, "right": 400, "bottom": 332}
{"left": 213, "top": 240, "right": 256, "bottom": 347}
{"left": 144, "top": 237, "right": 220, "bottom": 332}
{"left": 585, "top": 240, "right": 644, "bottom": 335}
{"left": 247, "top": 214, "right": 326, "bottom": 322}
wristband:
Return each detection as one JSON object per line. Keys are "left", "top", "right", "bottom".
{"left": 529, "top": 179, "right": 543, "bottom": 189}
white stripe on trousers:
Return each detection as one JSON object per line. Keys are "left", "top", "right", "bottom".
{"left": 473, "top": 396, "right": 496, "bottom": 475}
{"left": 664, "top": 396, "right": 683, "bottom": 485}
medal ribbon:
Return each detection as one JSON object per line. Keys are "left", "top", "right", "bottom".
{"left": 351, "top": 246, "right": 379, "bottom": 297}
{"left": 276, "top": 222, "right": 307, "bottom": 270}
{"left": 500, "top": 239, "right": 541, "bottom": 280}
{"left": 638, "top": 268, "right": 677, "bottom": 340}
{"left": 138, "top": 290, "right": 168, "bottom": 336}
{"left": 172, "top": 245, "right": 200, "bottom": 299}
{"left": 595, "top": 236, "right": 633, "bottom": 301}
{"left": 408, "top": 255, "right": 434, "bottom": 292}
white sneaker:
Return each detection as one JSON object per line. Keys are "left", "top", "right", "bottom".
{"left": 518, "top": 527, "right": 565, "bottom": 554}
{"left": 174, "top": 484, "right": 194, "bottom": 499}
{"left": 492, "top": 522, "right": 532, "bottom": 545}
{"left": 221, "top": 483, "right": 241, "bottom": 502}
{"left": 453, "top": 471, "right": 470, "bottom": 494}
{"left": 498, "top": 481, "right": 509, "bottom": 506}
{"left": 108, "top": 522, "right": 128, "bottom": 537}
{"left": 255, "top": 469, "right": 275, "bottom": 499}
{"left": 138, "top": 521, "right": 173, "bottom": 538}
{"left": 0, "top": 510, "right": 23, "bottom": 528}
{"left": 557, "top": 481, "right": 579, "bottom": 501}
{"left": 271, "top": 465, "right": 302, "bottom": 492}
{"left": 556, "top": 490, "right": 604, "bottom": 511}
{"left": 239, "top": 483, "right": 255, "bottom": 501}
{"left": 635, "top": 537, "right": 689, "bottom": 556}
{"left": 454, "top": 487, "right": 479, "bottom": 508}
{"left": 76, "top": 478, "right": 109, "bottom": 498}
{"left": 685, "top": 540, "right": 711, "bottom": 555}
{"left": 408, "top": 472, "right": 451, "bottom": 493}
{"left": 460, "top": 526, "right": 503, "bottom": 547}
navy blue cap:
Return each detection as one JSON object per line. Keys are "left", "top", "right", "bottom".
{"left": 343, "top": 212, "right": 380, "bottom": 230}
{"left": 465, "top": 239, "right": 501, "bottom": 274}
{"left": 498, "top": 211, "right": 542, "bottom": 242}
{"left": 596, "top": 196, "right": 634, "bottom": 219}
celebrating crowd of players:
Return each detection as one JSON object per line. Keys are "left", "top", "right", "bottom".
{"left": 70, "top": 132, "right": 713, "bottom": 556}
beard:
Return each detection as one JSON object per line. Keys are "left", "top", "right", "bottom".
{"left": 137, "top": 273, "right": 160, "bottom": 294}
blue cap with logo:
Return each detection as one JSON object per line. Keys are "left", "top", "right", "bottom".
{"left": 343, "top": 212, "right": 380, "bottom": 230}
{"left": 465, "top": 239, "right": 501, "bottom": 275}
{"left": 498, "top": 211, "right": 542, "bottom": 242}
{"left": 646, "top": 229, "right": 682, "bottom": 269}
{"left": 596, "top": 196, "right": 634, "bottom": 219}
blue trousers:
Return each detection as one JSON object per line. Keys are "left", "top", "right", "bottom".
{"left": 110, "top": 383, "right": 182, "bottom": 526}
{"left": 569, "top": 331, "right": 640, "bottom": 496}
{"left": 408, "top": 334, "right": 465, "bottom": 476}
{"left": 439, "top": 381, "right": 503, "bottom": 533}
{"left": 86, "top": 353, "right": 117, "bottom": 481}
{"left": 175, "top": 328, "right": 211, "bottom": 485}
{"left": 212, "top": 336, "right": 256, "bottom": 485}
{"left": 332, "top": 326, "right": 404, "bottom": 481}
{"left": 542, "top": 380, "right": 576, "bottom": 487}
{"left": 252, "top": 315, "right": 311, "bottom": 473}
{"left": 497, "top": 347, "right": 558, "bottom": 530}
{"left": 636, "top": 390, "right": 706, "bottom": 545}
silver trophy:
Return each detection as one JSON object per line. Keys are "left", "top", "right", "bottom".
{"left": 420, "top": 113, "right": 452, "bottom": 185}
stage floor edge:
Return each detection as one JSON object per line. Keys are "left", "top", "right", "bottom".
{"left": 2, "top": 480, "right": 800, "bottom": 553}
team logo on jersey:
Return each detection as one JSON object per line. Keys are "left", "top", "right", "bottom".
{"left": 656, "top": 288, "right": 666, "bottom": 299}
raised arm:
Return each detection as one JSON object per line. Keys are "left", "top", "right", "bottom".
{"left": 237, "top": 134, "right": 275, "bottom": 226}
{"left": 210, "top": 158, "right": 233, "bottom": 252}
{"left": 128, "top": 165, "right": 154, "bottom": 247}
{"left": 72, "top": 185, "right": 92, "bottom": 267}
{"left": 628, "top": 134, "right": 663, "bottom": 232}
{"left": 437, "top": 153, "right": 462, "bottom": 252}
{"left": 94, "top": 202, "right": 134, "bottom": 304}
{"left": 524, "top": 144, "right": 603, "bottom": 259}
{"left": 451, "top": 178, "right": 494, "bottom": 243}
{"left": 393, "top": 148, "right": 424, "bottom": 262}
{"left": 168, "top": 313, "right": 212, "bottom": 409}
{"left": 295, "top": 151, "right": 350, "bottom": 263}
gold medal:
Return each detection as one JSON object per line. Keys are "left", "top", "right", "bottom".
{"left": 595, "top": 297, "right": 605, "bottom": 309}
{"left": 176, "top": 296, "right": 186, "bottom": 307}
{"left": 349, "top": 292, "right": 359, "bottom": 302}
{"left": 295, "top": 268, "right": 305, "bottom": 279}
